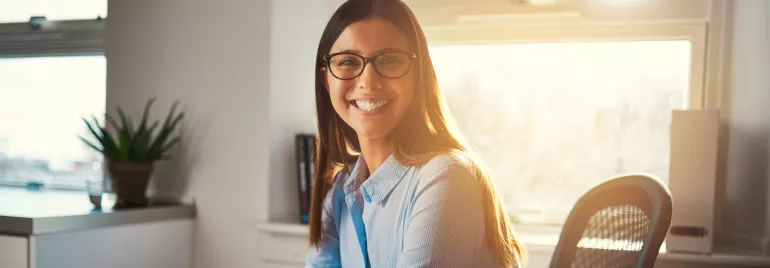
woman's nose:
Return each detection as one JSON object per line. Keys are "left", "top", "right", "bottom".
{"left": 356, "top": 61, "right": 383, "bottom": 90}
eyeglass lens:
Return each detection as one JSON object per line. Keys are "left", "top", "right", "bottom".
{"left": 328, "top": 52, "right": 411, "bottom": 79}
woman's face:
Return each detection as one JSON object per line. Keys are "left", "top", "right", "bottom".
{"left": 324, "top": 17, "right": 415, "bottom": 140}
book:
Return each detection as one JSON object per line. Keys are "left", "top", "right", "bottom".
{"left": 295, "top": 134, "right": 309, "bottom": 224}
{"left": 306, "top": 134, "right": 316, "bottom": 196}
{"left": 296, "top": 133, "right": 317, "bottom": 224}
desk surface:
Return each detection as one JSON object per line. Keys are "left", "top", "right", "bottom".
{"left": 0, "top": 187, "right": 194, "bottom": 236}
{"left": 258, "top": 222, "right": 770, "bottom": 267}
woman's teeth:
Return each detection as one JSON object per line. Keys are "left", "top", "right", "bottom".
{"left": 355, "top": 99, "right": 390, "bottom": 111}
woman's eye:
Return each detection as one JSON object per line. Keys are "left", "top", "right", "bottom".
{"left": 377, "top": 53, "right": 408, "bottom": 67}
{"left": 380, "top": 56, "right": 401, "bottom": 65}
{"left": 337, "top": 58, "right": 360, "bottom": 66}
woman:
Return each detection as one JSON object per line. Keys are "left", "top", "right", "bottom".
{"left": 306, "top": 0, "right": 526, "bottom": 267}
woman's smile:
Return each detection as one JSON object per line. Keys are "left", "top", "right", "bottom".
{"left": 349, "top": 98, "right": 392, "bottom": 115}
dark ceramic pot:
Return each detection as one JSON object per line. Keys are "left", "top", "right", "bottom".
{"left": 108, "top": 162, "right": 154, "bottom": 208}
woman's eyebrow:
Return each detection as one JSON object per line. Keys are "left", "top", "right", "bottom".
{"left": 332, "top": 49, "right": 361, "bottom": 54}
{"left": 375, "top": 47, "right": 407, "bottom": 54}
{"left": 331, "top": 47, "right": 407, "bottom": 55}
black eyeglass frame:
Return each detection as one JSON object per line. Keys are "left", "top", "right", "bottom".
{"left": 321, "top": 51, "right": 419, "bottom": 80}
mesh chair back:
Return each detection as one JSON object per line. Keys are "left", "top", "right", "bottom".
{"left": 549, "top": 174, "right": 672, "bottom": 268}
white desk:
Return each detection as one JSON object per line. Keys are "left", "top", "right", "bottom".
{"left": 0, "top": 187, "right": 195, "bottom": 268}
{"left": 256, "top": 222, "right": 770, "bottom": 268}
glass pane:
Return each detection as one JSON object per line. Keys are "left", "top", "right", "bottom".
{"left": 0, "top": 56, "right": 105, "bottom": 189}
{"left": 0, "top": 0, "right": 107, "bottom": 23}
{"left": 430, "top": 40, "right": 691, "bottom": 224}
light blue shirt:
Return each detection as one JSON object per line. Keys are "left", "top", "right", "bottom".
{"left": 305, "top": 153, "right": 511, "bottom": 268}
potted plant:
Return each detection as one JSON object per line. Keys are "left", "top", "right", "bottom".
{"left": 79, "top": 98, "right": 184, "bottom": 208}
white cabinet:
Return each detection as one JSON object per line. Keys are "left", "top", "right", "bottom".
{"left": 0, "top": 188, "right": 194, "bottom": 268}
{"left": 35, "top": 219, "right": 192, "bottom": 268}
{"left": 1, "top": 219, "right": 192, "bottom": 268}
{"left": 0, "top": 235, "right": 28, "bottom": 268}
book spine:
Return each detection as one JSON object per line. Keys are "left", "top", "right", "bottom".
{"left": 296, "top": 134, "right": 309, "bottom": 223}
{"left": 310, "top": 135, "right": 316, "bottom": 185}
{"left": 301, "top": 134, "right": 316, "bottom": 224}
{"left": 307, "top": 134, "right": 316, "bottom": 197}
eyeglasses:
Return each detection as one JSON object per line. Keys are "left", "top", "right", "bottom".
{"left": 322, "top": 51, "right": 418, "bottom": 80}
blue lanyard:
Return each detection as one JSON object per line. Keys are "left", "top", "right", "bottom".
{"left": 345, "top": 191, "right": 371, "bottom": 268}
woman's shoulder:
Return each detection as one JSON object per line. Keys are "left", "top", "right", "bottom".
{"left": 407, "top": 151, "right": 486, "bottom": 204}
{"left": 414, "top": 150, "right": 480, "bottom": 180}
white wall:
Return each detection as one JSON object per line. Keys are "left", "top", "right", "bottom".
{"left": 106, "top": 0, "right": 271, "bottom": 267}
{"left": 722, "top": 0, "right": 770, "bottom": 247}
{"left": 267, "top": 0, "right": 337, "bottom": 222}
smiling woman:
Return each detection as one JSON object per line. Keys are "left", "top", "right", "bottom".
{"left": 305, "top": 0, "right": 526, "bottom": 267}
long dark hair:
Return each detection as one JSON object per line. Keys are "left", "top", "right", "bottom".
{"left": 309, "top": 0, "right": 526, "bottom": 266}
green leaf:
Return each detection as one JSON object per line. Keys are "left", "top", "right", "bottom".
{"left": 117, "top": 107, "right": 134, "bottom": 141}
{"left": 146, "top": 121, "right": 160, "bottom": 137}
{"left": 165, "top": 101, "right": 180, "bottom": 127}
{"left": 159, "top": 136, "right": 181, "bottom": 155}
{"left": 118, "top": 131, "right": 131, "bottom": 160}
{"left": 105, "top": 114, "right": 120, "bottom": 130}
{"left": 100, "top": 127, "right": 121, "bottom": 161}
{"left": 148, "top": 103, "right": 184, "bottom": 160}
{"left": 168, "top": 112, "right": 185, "bottom": 130}
{"left": 137, "top": 98, "right": 156, "bottom": 134}
{"left": 125, "top": 98, "right": 158, "bottom": 162}
{"left": 141, "top": 121, "right": 161, "bottom": 160}
{"left": 132, "top": 128, "right": 152, "bottom": 161}
{"left": 78, "top": 136, "right": 103, "bottom": 153}
{"left": 153, "top": 113, "right": 185, "bottom": 152}
{"left": 92, "top": 99, "right": 185, "bottom": 162}
{"left": 81, "top": 117, "right": 103, "bottom": 144}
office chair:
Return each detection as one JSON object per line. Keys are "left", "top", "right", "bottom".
{"left": 549, "top": 174, "right": 673, "bottom": 268}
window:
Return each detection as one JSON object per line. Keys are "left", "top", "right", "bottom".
{"left": 430, "top": 40, "right": 693, "bottom": 225}
{"left": 0, "top": 1, "right": 106, "bottom": 189}
{"left": 0, "top": 0, "right": 107, "bottom": 23}
{"left": 0, "top": 56, "right": 105, "bottom": 189}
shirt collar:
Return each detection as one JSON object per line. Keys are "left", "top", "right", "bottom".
{"left": 343, "top": 157, "right": 367, "bottom": 196}
{"left": 343, "top": 154, "right": 409, "bottom": 204}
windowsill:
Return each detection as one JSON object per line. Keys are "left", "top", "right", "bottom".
{"left": 0, "top": 186, "right": 195, "bottom": 236}
{"left": 257, "top": 222, "right": 770, "bottom": 266}
{"left": 0, "top": 181, "right": 87, "bottom": 191}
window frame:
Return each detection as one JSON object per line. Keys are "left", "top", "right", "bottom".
{"left": 0, "top": 17, "right": 106, "bottom": 190}
{"left": 0, "top": 18, "right": 104, "bottom": 57}
{"left": 424, "top": 20, "right": 709, "bottom": 110}
{"left": 423, "top": 19, "right": 712, "bottom": 225}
